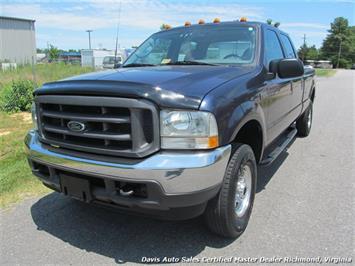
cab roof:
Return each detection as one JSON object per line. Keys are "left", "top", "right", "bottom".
{"left": 162, "top": 20, "right": 289, "bottom": 36}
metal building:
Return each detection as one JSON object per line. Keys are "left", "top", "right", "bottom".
{"left": 0, "top": 16, "right": 36, "bottom": 65}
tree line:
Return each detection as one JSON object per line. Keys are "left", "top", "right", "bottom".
{"left": 298, "top": 17, "right": 355, "bottom": 68}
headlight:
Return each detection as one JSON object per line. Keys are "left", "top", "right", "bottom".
{"left": 160, "top": 110, "right": 218, "bottom": 149}
{"left": 31, "top": 102, "right": 38, "bottom": 130}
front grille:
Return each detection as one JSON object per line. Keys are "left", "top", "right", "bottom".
{"left": 36, "top": 95, "right": 159, "bottom": 158}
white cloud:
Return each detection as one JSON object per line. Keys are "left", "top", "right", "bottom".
{"left": 1, "top": 1, "right": 264, "bottom": 30}
{"left": 0, "top": 4, "right": 112, "bottom": 30}
{"left": 92, "top": 0, "right": 264, "bottom": 28}
{"left": 281, "top": 22, "right": 329, "bottom": 30}
{"left": 0, "top": 0, "right": 265, "bottom": 49}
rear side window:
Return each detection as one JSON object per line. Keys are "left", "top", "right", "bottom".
{"left": 264, "top": 30, "right": 284, "bottom": 66}
{"left": 280, "top": 34, "right": 296, "bottom": 58}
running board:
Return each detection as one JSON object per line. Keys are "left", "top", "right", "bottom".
{"left": 260, "top": 128, "right": 297, "bottom": 166}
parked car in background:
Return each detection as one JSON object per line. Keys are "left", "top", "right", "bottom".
{"left": 26, "top": 19, "right": 315, "bottom": 238}
{"left": 103, "top": 55, "right": 123, "bottom": 69}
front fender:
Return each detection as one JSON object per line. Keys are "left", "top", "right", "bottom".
{"left": 200, "top": 96, "right": 267, "bottom": 151}
{"left": 232, "top": 100, "right": 267, "bottom": 145}
{"left": 199, "top": 69, "right": 267, "bottom": 153}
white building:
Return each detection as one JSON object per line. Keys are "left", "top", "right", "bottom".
{"left": 81, "top": 49, "right": 115, "bottom": 69}
{"left": 0, "top": 16, "right": 36, "bottom": 65}
{"left": 81, "top": 49, "right": 130, "bottom": 69}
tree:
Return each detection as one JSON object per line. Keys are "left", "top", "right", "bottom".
{"left": 321, "top": 17, "right": 354, "bottom": 68}
{"left": 307, "top": 46, "right": 319, "bottom": 60}
{"left": 48, "top": 44, "right": 60, "bottom": 61}
{"left": 298, "top": 44, "right": 319, "bottom": 62}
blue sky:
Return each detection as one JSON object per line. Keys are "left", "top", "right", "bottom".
{"left": 1, "top": 0, "right": 354, "bottom": 50}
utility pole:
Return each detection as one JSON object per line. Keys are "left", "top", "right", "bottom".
{"left": 302, "top": 34, "right": 306, "bottom": 62}
{"left": 114, "top": 1, "right": 122, "bottom": 64}
{"left": 86, "top": 30, "right": 93, "bottom": 49}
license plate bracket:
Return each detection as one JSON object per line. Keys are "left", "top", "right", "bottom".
{"left": 60, "top": 174, "right": 92, "bottom": 202}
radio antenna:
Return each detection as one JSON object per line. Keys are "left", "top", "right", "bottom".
{"left": 114, "top": 0, "right": 122, "bottom": 62}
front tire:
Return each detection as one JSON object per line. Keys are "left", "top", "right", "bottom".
{"left": 204, "top": 144, "right": 257, "bottom": 238}
{"left": 296, "top": 101, "right": 313, "bottom": 137}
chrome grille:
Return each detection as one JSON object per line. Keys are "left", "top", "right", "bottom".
{"left": 36, "top": 95, "right": 159, "bottom": 158}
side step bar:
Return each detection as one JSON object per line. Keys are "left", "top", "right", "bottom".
{"left": 260, "top": 128, "right": 298, "bottom": 166}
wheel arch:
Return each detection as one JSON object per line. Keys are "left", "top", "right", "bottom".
{"left": 229, "top": 103, "right": 267, "bottom": 163}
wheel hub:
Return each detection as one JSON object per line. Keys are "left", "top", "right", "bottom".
{"left": 234, "top": 164, "right": 252, "bottom": 217}
{"left": 236, "top": 178, "right": 247, "bottom": 199}
{"left": 307, "top": 107, "right": 312, "bottom": 129}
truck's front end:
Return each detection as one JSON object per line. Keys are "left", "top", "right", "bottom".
{"left": 25, "top": 93, "right": 231, "bottom": 219}
{"left": 25, "top": 21, "right": 260, "bottom": 236}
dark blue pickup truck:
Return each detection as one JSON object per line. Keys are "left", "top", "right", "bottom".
{"left": 25, "top": 20, "right": 315, "bottom": 238}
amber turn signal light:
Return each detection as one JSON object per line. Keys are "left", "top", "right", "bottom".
{"left": 208, "top": 136, "right": 219, "bottom": 149}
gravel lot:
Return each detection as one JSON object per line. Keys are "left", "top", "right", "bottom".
{"left": 1, "top": 70, "right": 354, "bottom": 265}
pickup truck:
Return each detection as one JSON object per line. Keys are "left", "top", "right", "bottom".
{"left": 25, "top": 20, "right": 315, "bottom": 238}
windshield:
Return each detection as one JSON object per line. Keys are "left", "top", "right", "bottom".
{"left": 124, "top": 25, "right": 257, "bottom": 66}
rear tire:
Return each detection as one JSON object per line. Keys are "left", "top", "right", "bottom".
{"left": 296, "top": 101, "right": 313, "bottom": 137}
{"left": 204, "top": 143, "right": 257, "bottom": 238}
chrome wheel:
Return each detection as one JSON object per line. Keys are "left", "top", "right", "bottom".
{"left": 307, "top": 106, "right": 312, "bottom": 129}
{"left": 234, "top": 163, "right": 252, "bottom": 217}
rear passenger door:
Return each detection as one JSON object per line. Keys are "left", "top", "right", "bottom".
{"left": 279, "top": 34, "right": 303, "bottom": 122}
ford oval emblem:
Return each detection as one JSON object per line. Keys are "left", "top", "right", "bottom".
{"left": 67, "top": 121, "right": 86, "bottom": 132}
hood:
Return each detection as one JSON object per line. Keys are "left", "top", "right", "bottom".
{"left": 36, "top": 65, "right": 254, "bottom": 109}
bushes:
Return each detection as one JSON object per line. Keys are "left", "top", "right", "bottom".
{"left": 0, "top": 80, "right": 35, "bottom": 112}
{"left": 0, "top": 63, "right": 93, "bottom": 113}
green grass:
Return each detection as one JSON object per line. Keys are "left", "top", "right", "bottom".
{"left": 0, "top": 112, "right": 49, "bottom": 208}
{"left": 0, "top": 63, "right": 94, "bottom": 208}
{"left": 0, "top": 62, "right": 93, "bottom": 90}
{"left": 315, "top": 68, "right": 337, "bottom": 77}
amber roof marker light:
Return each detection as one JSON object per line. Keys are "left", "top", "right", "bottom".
{"left": 184, "top": 21, "right": 191, "bottom": 27}
{"left": 240, "top": 17, "right": 248, "bottom": 22}
{"left": 198, "top": 19, "right": 205, "bottom": 25}
{"left": 213, "top": 18, "right": 221, "bottom": 23}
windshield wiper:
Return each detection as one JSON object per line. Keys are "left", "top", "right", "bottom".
{"left": 122, "top": 63, "right": 156, "bottom": 68}
{"left": 165, "top": 60, "right": 218, "bottom": 66}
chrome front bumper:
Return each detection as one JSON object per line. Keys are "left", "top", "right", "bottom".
{"left": 25, "top": 130, "right": 231, "bottom": 195}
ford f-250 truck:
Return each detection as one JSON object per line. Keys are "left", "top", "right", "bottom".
{"left": 25, "top": 20, "right": 315, "bottom": 238}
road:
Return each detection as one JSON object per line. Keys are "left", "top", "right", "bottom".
{"left": 1, "top": 70, "right": 354, "bottom": 265}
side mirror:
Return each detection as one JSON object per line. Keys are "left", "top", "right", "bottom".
{"left": 268, "top": 58, "right": 304, "bottom": 79}
{"left": 266, "top": 59, "right": 281, "bottom": 80}
{"left": 114, "top": 63, "right": 122, "bottom": 69}
{"left": 278, "top": 58, "right": 304, "bottom": 78}
{"left": 269, "top": 59, "right": 280, "bottom": 75}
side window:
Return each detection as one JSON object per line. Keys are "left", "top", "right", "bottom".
{"left": 265, "top": 30, "right": 284, "bottom": 66}
{"left": 280, "top": 34, "right": 296, "bottom": 58}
